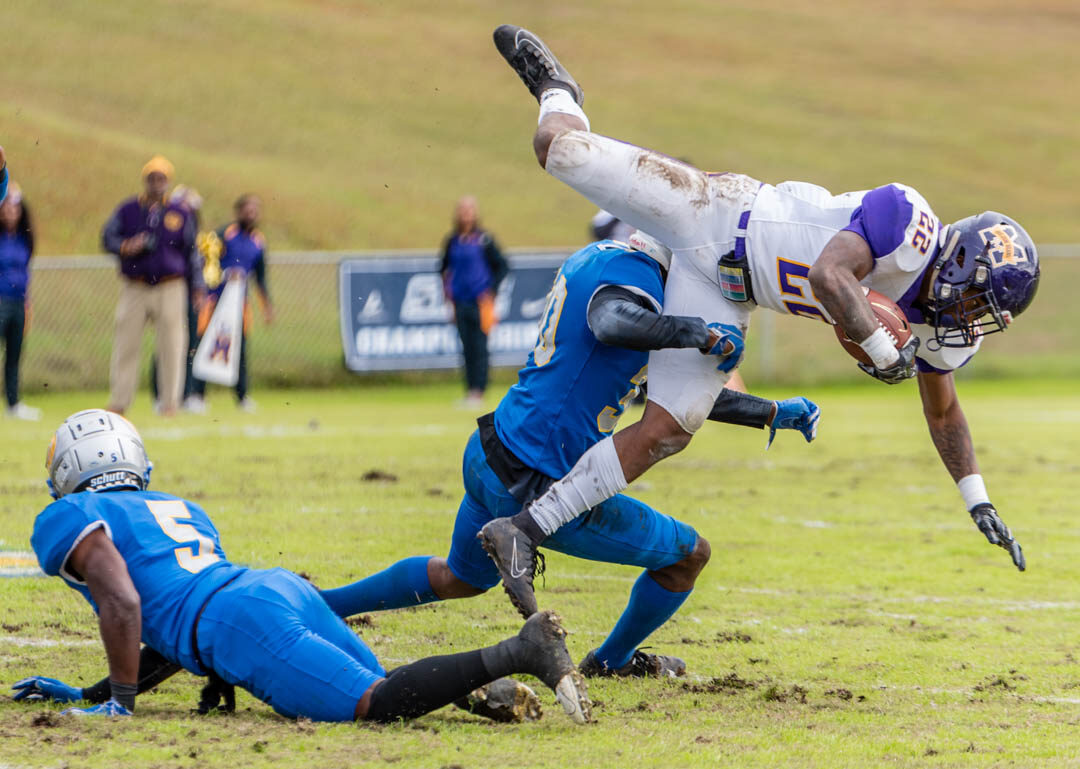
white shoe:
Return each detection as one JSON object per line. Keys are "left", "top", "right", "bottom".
{"left": 237, "top": 397, "right": 257, "bottom": 413}
{"left": 6, "top": 402, "right": 41, "bottom": 421}
{"left": 182, "top": 395, "right": 208, "bottom": 414}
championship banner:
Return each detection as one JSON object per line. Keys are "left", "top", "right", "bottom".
{"left": 193, "top": 277, "right": 246, "bottom": 385}
{"left": 339, "top": 252, "right": 567, "bottom": 372}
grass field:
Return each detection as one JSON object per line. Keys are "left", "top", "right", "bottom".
{"left": 4, "top": 0, "right": 1080, "bottom": 254}
{"left": 2, "top": 380, "right": 1079, "bottom": 768}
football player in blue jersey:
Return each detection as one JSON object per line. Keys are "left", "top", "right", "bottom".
{"left": 314, "top": 231, "right": 819, "bottom": 678}
{"left": 12, "top": 409, "right": 592, "bottom": 724}
{"left": 483, "top": 26, "right": 1035, "bottom": 621}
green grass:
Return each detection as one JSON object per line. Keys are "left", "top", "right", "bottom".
{"left": 2, "top": 380, "right": 1080, "bottom": 767}
{"left": 3, "top": 0, "right": 1080, "bottom": 255}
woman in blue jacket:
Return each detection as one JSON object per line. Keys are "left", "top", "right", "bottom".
{"left": 440, "top": 196, "right": 508, "bottom": 406}
{"left": 0, "top": 181, "right": 40, "bottom": 420}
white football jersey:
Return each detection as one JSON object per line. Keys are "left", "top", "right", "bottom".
{"left": 745, "top": 180, "right": 980, "bottom": 372}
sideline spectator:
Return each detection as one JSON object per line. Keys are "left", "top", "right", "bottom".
{"left": 149, "top": 185, "right": 205, "bottom": 411}
{"left": 0, "top": 182, "right": 40, "bottom": 420}
{"left": 191, "top": 194, "right": 272, "bottom": 413}
{"left": 102, "top": 156, "right": 200, "bottom": 417}
{"left": 440, "top": 195, "right": 507, "bottom": 406}
{"left": 0, "top": 146, "right": 8, "bottom": 204}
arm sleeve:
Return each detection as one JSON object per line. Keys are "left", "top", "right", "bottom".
{"left": 102, "top": 207, "right": 127, "bottom": 257}
{"left": 484, "top": 235, "right": 509, "bottom": 290}
{"left": 253, "top": 249, "right": 269, "bottom": 300}
{"left": 707, "top": 389, "right": 775, "bottom": 430}
{"left": 439, "top": 237, "right": 452, "bottom": 276}
{"left": 586, "top": 285, "right": 710, "bottom": 351}
{"left": 184, "top": 215, "right": 204, "bottom": 294}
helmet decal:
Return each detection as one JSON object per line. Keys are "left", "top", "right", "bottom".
{"left": 979, "top": 224, "right": 1028, "bottom": 268}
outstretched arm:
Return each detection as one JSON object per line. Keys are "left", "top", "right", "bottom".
{"left": 918, "top": 370, "right": 1025, "bottom": 570}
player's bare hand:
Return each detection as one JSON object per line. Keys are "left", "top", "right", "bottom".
{"left": 701, "top": 322, "right": 744, "bottom": 373}
{"left": 120, "top": 233, "right": 148, "bottom": 259}
{"left": 970, "top": 502, "right": 1025, "bottom": 571}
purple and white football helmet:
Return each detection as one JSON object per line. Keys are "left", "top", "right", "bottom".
{"left": 927, "top": 211, "right": 1039, "bottom": 347}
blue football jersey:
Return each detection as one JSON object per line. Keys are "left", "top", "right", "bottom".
{"left": 31, "top": 490, "right": 246, "bottom": 673}
{"left": 495, "top": 240, "right": 664, "bottom": 479}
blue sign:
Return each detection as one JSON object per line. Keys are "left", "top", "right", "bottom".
{"left": 339, "top": 253, "right": 566, "bottom": 372}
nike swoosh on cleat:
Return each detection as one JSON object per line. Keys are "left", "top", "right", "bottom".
{"left": 509, "top": 537, "right": 529, "bottom": 580}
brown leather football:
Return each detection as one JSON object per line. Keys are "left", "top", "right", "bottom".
{"left": 834, "top": 288, "right": 913, "bottom": 365}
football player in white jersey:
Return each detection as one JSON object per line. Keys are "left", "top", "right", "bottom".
{"left": 483, "top": 26, "right": 1039, "bottom": 629}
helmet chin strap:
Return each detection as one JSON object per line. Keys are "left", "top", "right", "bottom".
{"left": 926, "top": 228, "right": 962, "bottom": 308}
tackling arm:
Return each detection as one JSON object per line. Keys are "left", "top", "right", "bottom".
{"left": 918, "top": 370, "right": 1025, "bottom": 570}
{"left": 67, "top": 528, "right": 142, "bottom": 709}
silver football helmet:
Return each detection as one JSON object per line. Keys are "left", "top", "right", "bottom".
{"left": 46, "top": 409, "right": 152, "bottom": 499}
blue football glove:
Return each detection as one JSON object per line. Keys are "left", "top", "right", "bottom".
{"left": 767, "top": 396, "right": 820, "bottom": 449}
{"left": 12, "top": 677, "right": 84, "bottom": 704}
{"left": 61, "top": 699, "right": 131, "bottom": 717}
{"left": 701, "top": 322, "right": 745, "bottom": 373}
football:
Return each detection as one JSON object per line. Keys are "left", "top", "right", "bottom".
{"left": 834, "top": 288, "right": 913, "bottom": 365}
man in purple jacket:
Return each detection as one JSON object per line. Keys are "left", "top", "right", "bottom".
{"left": 102, "top": 156, "right": 202, "bottom": 417}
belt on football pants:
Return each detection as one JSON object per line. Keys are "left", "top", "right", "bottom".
{"left": 190, "top": 572, "right": 243, "bottom": 676}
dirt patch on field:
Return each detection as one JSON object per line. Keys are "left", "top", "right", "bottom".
{"left": 762, "top": 684, "right": 809, "bottom": 704}
{"left": 683, "top": 672, "right": 756, "bottom": 695}
{"left": 31, "top": 712, "right": 58, "bottom": 728}
{"left": 345, "top": 614, "right": 376, "bottom": 629}
{"left": 361, "top": 470, "right": 398, "bottom": 483}
{"left": 715, "top": 631, "right": 753, "bottom": 644}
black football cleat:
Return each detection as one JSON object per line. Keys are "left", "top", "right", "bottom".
{"left": 579, "top": 648, "right": 687, "bottom": 679}
{"left": 516, "top": 611, "right": 591, "bottom": 724}
{"left": 493, "top": 24, "right": 584, "bottom": 105}
{"left": 453, "top": 677, "right": 542, "bottom": 723}
{"left": 479, "top": 516, "right": 544, "bottom": 620}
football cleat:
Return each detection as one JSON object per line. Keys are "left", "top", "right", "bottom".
{"left": 453, "top": 678, "right": 542, "bottom": 723}
{"left": 579, "top": 648, "right": 687, "bottom": 679}
{"left": 493, "top": 25, "right": 584, "bottom": 106}
{"left": 479, "top": 516, "right": 544, "bottom": 619}
{"left": 515, "top": 611, "right": 591, "bottom": 724}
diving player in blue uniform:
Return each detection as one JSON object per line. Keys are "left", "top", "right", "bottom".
{"left": 13, "top": 409, "right": 592, "bottom": 724}
{"left": 315, "top": 232, "right": 819, "bottom": 678}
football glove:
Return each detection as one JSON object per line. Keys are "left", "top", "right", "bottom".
{"left": 61, "top": 699, "right": 132, "bottom": 717}
{"left": 970, "top": 502, "right": 1025, "bottom": 571}
{"left": 701, "top": 322, "right": 745, "bottom": 373}
{"left": 857, "top": 336, "right": 919, "bottom": 384}
{"left": 767, "top": 397, "right": 820, "bottom": 449}
{"left": 12, "top": 677, "right": 84, "bottom": 704}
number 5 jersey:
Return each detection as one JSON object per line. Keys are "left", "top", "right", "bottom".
{"left": 31, "top": 490, "right": 246, "bottom": 673}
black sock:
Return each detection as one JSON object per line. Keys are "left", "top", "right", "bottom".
{"left": 366, "top": 649, "right": 498, "bottom": 723}
{"left": 510, "top": 510, "right": 547, "bottom": 547}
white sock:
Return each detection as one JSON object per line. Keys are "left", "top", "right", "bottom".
{"left": 528, "top": 436, "right": 627, "bottom": 536}
{"left": 538, "top": 88, "right": 590, "bottom": 132}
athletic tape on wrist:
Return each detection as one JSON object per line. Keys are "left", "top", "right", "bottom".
{"left": 858, "top": 327, "right": 901, "bottom": 369}
{"left": 957, "top": 474, "right": 990, "bottom": 511}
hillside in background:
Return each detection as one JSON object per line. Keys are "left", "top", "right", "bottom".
{"left": 3, "top": 0, "right": 1078, "bottom": 255}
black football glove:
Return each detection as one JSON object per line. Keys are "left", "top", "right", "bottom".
{"left": 857, "top": 336, "right": 919, "bottom": 384}
{"left": 970, "top": 502, "right": 1025, "bottom": 571}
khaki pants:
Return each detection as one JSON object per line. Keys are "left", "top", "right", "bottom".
{"left": 108, "top": 278, "right": 188, "bottom": 414}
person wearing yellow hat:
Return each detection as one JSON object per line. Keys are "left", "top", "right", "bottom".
{"left": 101, "top": 156, "right": 203, "bottom": 417}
